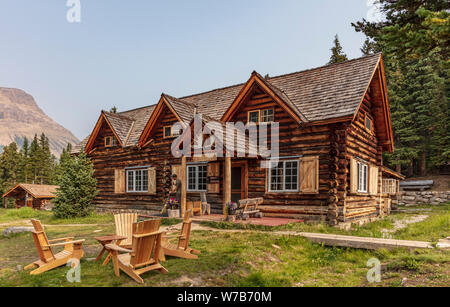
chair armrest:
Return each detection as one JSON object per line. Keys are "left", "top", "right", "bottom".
{"left": 48, "top": 237, "right": 74, "bottom": 243}
{"left": 105, "top": 244, "right": 133, "bottom": 253}
{"left": 133, "top": 230, "right": 165, "bottom": 239}
{"left": 46, "top": 239, "right": 85, "bottom": 247}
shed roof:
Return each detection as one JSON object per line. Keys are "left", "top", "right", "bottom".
{"left": 2, "top": 184, "right": 59, "bottom": 199}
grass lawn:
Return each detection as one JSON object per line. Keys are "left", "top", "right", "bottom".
{"left": 0, "top": 205, "right": 448, "bottom": 287}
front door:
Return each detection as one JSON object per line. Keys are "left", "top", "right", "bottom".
{"left": 231, "top": 167, "right": 243, "bottom": 203}
{"left": 231, "top": 161, "right": 248, "bottom": 203}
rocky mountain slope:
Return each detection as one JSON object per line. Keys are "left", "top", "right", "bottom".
{"left": 0, "top": 87, "right": 79, "bottom": 156}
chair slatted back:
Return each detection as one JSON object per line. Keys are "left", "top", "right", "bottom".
{"left": 178, "top": 210, "right": 192, "bottom": 250}
{"left": 200, "top": 192, "right": 207, "bottom": 205}
{"left": 30, "top": 219, "right": 55, "bottom": 263}
{"left": 130, "top": 219, "right": 162, "bottom": 268}
{"left": 114, "top": 213, "right": 138, "bottom": 247}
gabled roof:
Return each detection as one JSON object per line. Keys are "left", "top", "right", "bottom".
{"left": 103, "top": 112, "right": 135, "bottom": 145}
{"left": 138, "top": 94, "right": 197, "bottom": 147}
{"left": 2, "top": 184, "right": 59, "bottom": 199}
{"left": 74, "top": 53, "right": 391, "bottom": 153}
{"left": 220, "top": 71, "right": 307, "bottom": 124}
{"left": 163, "top": 94, "right": 197, "bottom": 125}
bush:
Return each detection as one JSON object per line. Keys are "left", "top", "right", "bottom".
{"left": 52, "top": 153, "right": 98, "bottom": 218}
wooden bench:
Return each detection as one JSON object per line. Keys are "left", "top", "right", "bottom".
{"left": 236, "top": 198, "right": 264, "bottom": 220}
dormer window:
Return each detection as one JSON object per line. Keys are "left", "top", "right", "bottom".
{"left": 105, "top": 136, "right": 117, "bottom": 147}
{"left": 365, "top": 114, "right": 373, "bottom": 133}
{"left": 261, "top": 109, "right": 274, "bottom": 123}
{"left": 248, "top": 109, "right": 274, "bottom": 124}
{"left": 248, "top": 110, "right": 260, "bottom": 124}
{"left": 163, "top": 126, "right": 180, "bottom": 139}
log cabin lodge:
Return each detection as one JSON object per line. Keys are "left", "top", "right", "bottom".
{"left": 72, "top": 53, "right": 404, "bottom": 226}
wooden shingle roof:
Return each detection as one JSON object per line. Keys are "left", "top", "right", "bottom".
{"left": 2, "top": 184, "right": 59, "bottom": 199}
{"left": 74, "top": 54, "right": 382, "bottom": 153}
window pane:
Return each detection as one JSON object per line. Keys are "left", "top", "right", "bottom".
{"left": 249, "top": 111, "right": 259, "bottom": 123}
{"left": 270, "top": 162, "right": 284, "bottom": 191}
{"left": 164, "top": 127, "right": 171, "bottom": 137}
{"left": 198, "top": 166, "right": 207, "bottom": 191}
{"left": 285, "top": 161, "right": 298, "bottom": 191}
{"left": 262, "top": 109, "right": 274, "bottom": 122}
{"left": 127, "top": 171, "right": 134, "bottom": 192}
{"left": 188, "top": 167, "right": 196, "bottom": 191}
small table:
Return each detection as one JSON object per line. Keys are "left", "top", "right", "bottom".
{"left": 94, "top": 235, "right": 127, "bottom": 266}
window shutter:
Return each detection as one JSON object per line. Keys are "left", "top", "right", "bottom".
{"left": 369, "top": 166, "right": 379, "bottom": 195}
{"left": 299, "top": 156, "right": 319, "bottom": 194}
{"left": 148, "top": 167, "right": 156, "bottom": 195}
{"left": 207, "top": 162, "right": 220, "bottom": 194}
{"left": 350, "top": 157, "right": 358, "bottom": 194}
{"left": 114, "top": 169, "right": 125, "bottom": 194}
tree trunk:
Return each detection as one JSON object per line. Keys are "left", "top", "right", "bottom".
{"left": 407, "top": 160, "right": 414, "bottom": 177}
{"left": 419, "top": 151, "right": 427, "bottom": 176}
{"left": 396, "top": 164, "right": 402, "bottom": 174}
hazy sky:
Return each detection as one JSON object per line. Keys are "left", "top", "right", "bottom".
{"left": 0, "top": 1, "right": 378, "bottom": 140}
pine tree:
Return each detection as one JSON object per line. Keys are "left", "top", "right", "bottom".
{"left": 361, "top": 38, "right": 377, "bottom": 55}
{"left": 352, "top": 1, "right": 449, "bottom": 175}
{"left": 19, "top": 137, "right": 30, "bottom": 182}
{"left": 328, "top": 35, "right": 348, "bottom": 64}
{"left": 53, "top": 152, "right": 98, "bottom": 218}
{"left": 29, "top": 134, "right": 40, "bottom": 183}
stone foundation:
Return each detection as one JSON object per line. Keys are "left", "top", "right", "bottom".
{"left": 396, "top": 191, "right": 450, "bottom": 206}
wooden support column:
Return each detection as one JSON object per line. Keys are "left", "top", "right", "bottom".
{"left": 223, "top": 157, "right": 232, "bottom": 215}
{"left": 3, "top": 198, "right": 6, "bottom": 209}
{"left": 181, "top": 156, "right": 187, "bottom": 217}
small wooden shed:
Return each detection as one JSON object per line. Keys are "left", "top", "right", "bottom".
{"left": 2, "top": 184, "right": 59, "bottom": 210}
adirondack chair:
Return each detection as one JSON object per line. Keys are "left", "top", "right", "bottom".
{"left": 200, "top": 192, "right": 211, "bottom": 215}
{"left": 160, "top": 210, "right": 201, "bottom": 260}
{"left": 105, "top": 219, "right": 167, "bottom": 284}
{"left": 24, "top": 219, "right": 85, "bottom": 275}
{"left": 114, "top": 213, "right": 138, "bottom": 248}
{"left": 186, "top": 200, "right": 203, "bottom": 217}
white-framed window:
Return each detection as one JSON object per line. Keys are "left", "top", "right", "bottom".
{"left": 261, "top": 109, "right": 274, "bottom": 123}
{"left": 187, "top": 165, "right": 207, "bottom": 192}
{"left": 357, "top": 162, "right": 368, "bottom": 193}
{"left": 126, "top": 169, "right": 148, "bottom": 193}
{"left": 269, "top": 160, "right": 299, "bottom": 192}
{"left": 105, "top": 136, "right": 117, "bottom": 147}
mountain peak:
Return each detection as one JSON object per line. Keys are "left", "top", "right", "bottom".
{"left": 0, "top": 87, "right": 79, "bottom": 156}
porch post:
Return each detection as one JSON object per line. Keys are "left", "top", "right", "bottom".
{"left": 223, "top": 157, "right": 232, "bottom": 215}
{"left": 181, "top": 156, "right": 187, "bottom": 217}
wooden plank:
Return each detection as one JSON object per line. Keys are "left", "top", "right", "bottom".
{"left": 299, "top": 232, "right": 432, "bottom": 250}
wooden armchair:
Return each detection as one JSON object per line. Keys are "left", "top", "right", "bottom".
{"left": 160, "top": 210, "right": 201, "bottom": 260}
{"left": 105, "top": 219, "right": 167, "bottom": 284}
{"left": 186, "top": 201, "right": 203, "bottom": 217}
{"left": 24, "top": 219, "right": 85, "bottom": 275}
{"left": 114, "top": 213, "right": 138, "bottom": 248}
{"left": 200, "top": 192, "right": 211, "bottom": 215}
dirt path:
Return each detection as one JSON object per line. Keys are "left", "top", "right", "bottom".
{"left": 381, "top": 215, "right": 429, "bottom": 239}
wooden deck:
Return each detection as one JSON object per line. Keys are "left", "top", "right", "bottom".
{"left": 191, "top": 214, "right": 304, "bottom": 227}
